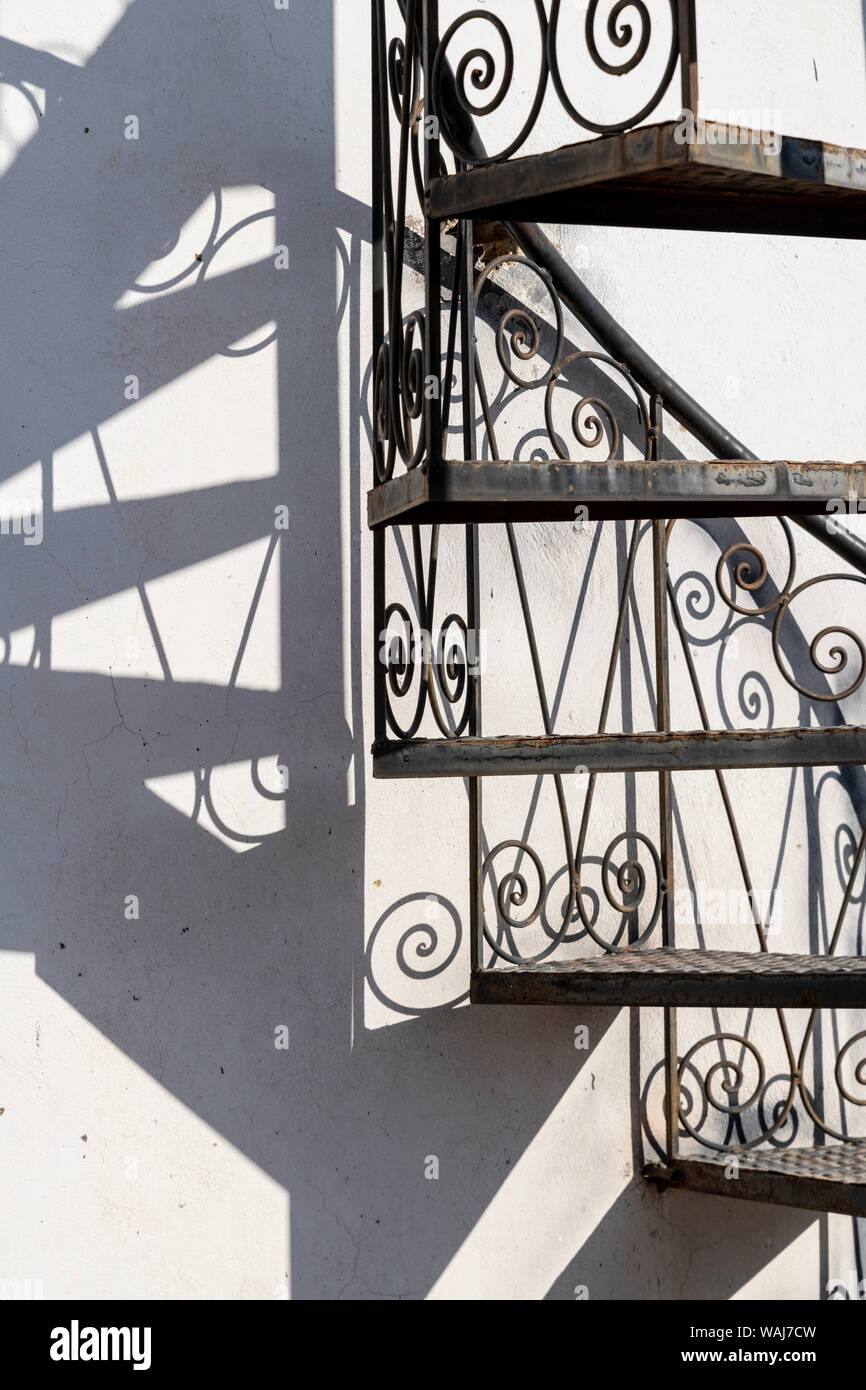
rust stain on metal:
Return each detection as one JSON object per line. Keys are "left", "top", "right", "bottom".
{"left": 715, "top": 468, "right": 768, "bottom": 487}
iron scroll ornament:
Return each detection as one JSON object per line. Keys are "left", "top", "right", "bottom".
{"left": 676, "top": 1025, "right": 866, "bottom": 1154}
{"left": 473, "top": 253, "right": 652, "bottom": 461}
{"left": 381, "top": 597, "right": 474, "bottom": 740}
{"left": 712, "top": 526, "right": 866, "bottom": 704}
{"left": 431, "top": 0, "right": 681, "bottom": 166}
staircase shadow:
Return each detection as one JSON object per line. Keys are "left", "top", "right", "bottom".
{"left": 544, "top": 1177, "right": 815, "bottom": 1300}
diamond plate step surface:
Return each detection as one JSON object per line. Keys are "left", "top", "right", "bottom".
{"left": 644, "top": 1143, "right": 866, "bottom": 1217}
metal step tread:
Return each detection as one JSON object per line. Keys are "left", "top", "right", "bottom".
{"left": 428, "top": 121, "right": 866, "bottom": 238}
{"left": 368, "top": 458, "right": 866, "bottom": 528}
{"left": 373, "top": 727, "right": 866, "bottom": 779}
{"left": 473, "top": 949, "right": 866, "bottom": 1008}
{"left": 644, "top": 1143, "right": 866, "bottom": 1216}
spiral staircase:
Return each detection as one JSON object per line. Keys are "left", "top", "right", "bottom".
{"left": 370, "top": 0, "right": 866, "bottom": 1217}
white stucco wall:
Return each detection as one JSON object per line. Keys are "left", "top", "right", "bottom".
{"left": 0, "top": 0, "right": 864, "bottom": 1300}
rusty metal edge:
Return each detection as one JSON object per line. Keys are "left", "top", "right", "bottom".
{"left": 471, "top": 966, "right": 866, "bottom": 1010}
{"left": 368, "top": 459, "right": 866, "bottom": 527}
{"left": 642, "top": 1157, "right": 866, "bottom": 1216}
{"left": 428, "top": 120, "right": 866, "bottom": 224}
{"left": 373, "top": 727, "right": 866, "bottom": 779}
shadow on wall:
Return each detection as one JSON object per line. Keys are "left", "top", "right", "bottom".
{"left": 0, "top": 0, "right": 835, "bottom": 1299}
{"left": 545, "top": 1178, "right": 814, "bottom": 1300}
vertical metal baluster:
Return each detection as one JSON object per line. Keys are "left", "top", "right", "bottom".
{"left": 651, "top": 394, "right": 679, "bottom": 1164}
{"left": 372, "top": 0, "right": 386, "bottom": 747}
{"left": 677, "top": 0, "right": 699, "bottom": 118}
{"left": 460, "top": 214, "right": 483, "bottom": 976}
{"left": 423, "top": 0, "right": 442, "bottom": 474}
{"left": 461, "top": 219, "right": 480, "bottom": 735}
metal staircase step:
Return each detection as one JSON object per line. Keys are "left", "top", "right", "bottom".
{"left": 644, "top": 1142, "right": 866, "bottom": 1217}
{"left": 368, "top": 458, "right": 866, "bottom": 528}
{"left": 472, "top": 950, "right": 866, "bottom": 1008}
{"left": 373, "top": 728, "right": 866, "bottom": 779}
{"left": 428, "top": 122, "right": 866, "bottom": 238}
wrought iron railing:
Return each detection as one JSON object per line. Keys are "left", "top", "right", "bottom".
{"left": 371, "top": 0, "right": 866, "bottom": 1207}
{"left": 656, "top": 1010, "right": 866, "bottom": 1156}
